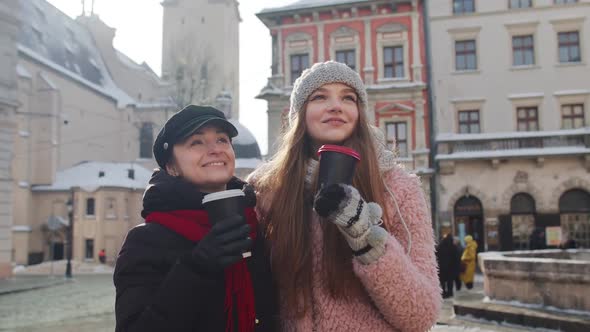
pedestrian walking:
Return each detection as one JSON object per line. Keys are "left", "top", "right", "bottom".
{"left": 460, "top": 235, "right": 478, "bottom": 290}
{"left": 436, "top": 234, "right": 459, "bottom": 298}
{"left": 113, "top": 105, "right": 276, "bottom": 332}
{"left": 248, "top": 61, "right": 441, "bottom": 331}
{"left": 98, "top": 249, "right": 106, "bottom": 264}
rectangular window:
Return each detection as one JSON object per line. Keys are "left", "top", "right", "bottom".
{"left": 554, "top": 0, "right": 578, "bottom": 4}
{"left": 517, "top": 107, "right": 539, "bottom": 131}
{"left": 455, "top": 40, "right": 477, "bottom": 71}
{"left": 335, "top": 49, "right": 356, "bottom": 71}
{"left": 86, "top": 198, "right": 95, "bottom": 216}
{"left": 453, "top": 0, "right": 475, "bottom": 14}
{"left": 386, "top": 122, "right": 408, "bottom": 157}
{"left": 290, "top": 53, "right": 309, "bottom": 84}
{"left": 85, "top": 239, "right": 94, "bottom": 260}
{"left": 562, "top": 104, "right": 585, "bottom": 129}
{"left": 558, "top": 31, "right": 581, "bottom": 63}
{"left": 105, "top": 198, "right": 117, "bottom": 219}
{"left": 383, "top": 46, "right": 404, "bottom": 78}
{"left": 510, "top": 0, "right": 532, "bottom": 8}
{"left": 458, "top": 110, "right": 481, "bottom": 133}
{"left": 139, "top": 123, "right": 153, "bottom": 159}
{"left": 513, "top": 35, "right": 535, "bottom": 66}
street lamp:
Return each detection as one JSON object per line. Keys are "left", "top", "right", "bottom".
{"left": 65, "top": 196, "right": 74, "bottom": 278}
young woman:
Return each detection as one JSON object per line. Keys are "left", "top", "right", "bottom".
{"left": 114, "top": 105, "right": 276, "bottom": 332}
{"left": 249, "top": 61, "right": 441, "bottom": 331}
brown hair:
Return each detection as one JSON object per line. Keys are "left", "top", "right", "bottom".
{"left": 254, "top": 91, "right": 388, "bottom": 317}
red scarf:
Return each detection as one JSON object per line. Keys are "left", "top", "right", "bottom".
{"left": 145, "top": 209, "right": 257, "bottom": 332}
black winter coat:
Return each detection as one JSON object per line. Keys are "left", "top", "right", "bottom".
{"left": 114, "top": 223, "right": 277, "bottom": 332}
{"left": 114, "top": 172, "right": 278, "bottom": 332}
{"left": 436, "top": 235, "right": 459, "bottom": 282}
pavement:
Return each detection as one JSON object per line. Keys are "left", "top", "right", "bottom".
{"left": 0, "top": 269, "right": 562, "bottom": 332}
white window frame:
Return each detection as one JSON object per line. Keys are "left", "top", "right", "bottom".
{"left": 330, "top": 26, "right": 360, "bottom": 72}
{"left": 550, "top": 17, "right": 585, "bottom": 66}
{"left": 376, "top": 23, "right": 410, "bottom": 83}
{"left": 448, "top": 27, "right": 481, "bottom": 74}
{"left": 284, "top": 32, "right": 314, "bottom": 86}
{"left": 451, "top": 98, "right": 486, "bottom": 134}
{"left": 505, "top": 21, "right": 539, "bottom": 70}
{"left": 508, "top": 95, "right": 544, "bottom": 132}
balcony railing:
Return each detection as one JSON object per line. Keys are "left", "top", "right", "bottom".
{"left": 436, "top": 128, "right": 590, "bottom": 161}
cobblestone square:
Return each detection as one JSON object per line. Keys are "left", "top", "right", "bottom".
{"left": 0, "top": 274, "right": 533, "bottom": 332}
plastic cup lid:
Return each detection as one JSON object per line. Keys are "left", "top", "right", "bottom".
{"left": 317, "top": 144, "right": 361, "bottom": 161}
{"left": 202, "top": 189, "right": 245, "bottom": 204}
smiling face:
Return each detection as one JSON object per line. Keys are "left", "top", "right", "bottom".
{"left": 304, "top": 83, "right": 360, "bottom": 146}
{"left": 165, "top": 125, "right": 235, "bottom": 193}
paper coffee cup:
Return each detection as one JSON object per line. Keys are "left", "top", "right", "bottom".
{"left": 202, "top": 189, "right": 251, "bottom": 258}
{"left": 317, "top": 145, "right": 361, "bottom": 188}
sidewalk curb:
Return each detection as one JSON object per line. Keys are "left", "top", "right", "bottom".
{"left": 454, "top": 300, "right": 590, "bottom": 332}
{"left": 0, "top": 278, "right": 71, "bottom": 296}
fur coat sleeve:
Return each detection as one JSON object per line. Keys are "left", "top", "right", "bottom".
{"left": 352, "top": 167, "right": 442, "bottom": 332}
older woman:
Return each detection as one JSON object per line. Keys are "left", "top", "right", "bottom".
{"left": 114, "top": 105, "right": 276, "bottom": 332}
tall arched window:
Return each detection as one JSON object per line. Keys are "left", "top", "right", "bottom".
{"left": 453, "top": 194, "right": 484, "bottom": 250}
{"left": 86, "top": 198, "right": 95, "bottom": 216}
{"left": 139, "top": 123, "right": 153, "bottom": 159}
{"left": 510, "top": 193, "right": 536, "bottom": 250}
{"left": 559, "top": 189, "right": 590, "bottom": 248}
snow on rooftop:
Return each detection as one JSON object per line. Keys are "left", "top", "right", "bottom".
{"left": 32, "top": 161, "right": 152, "bottom": 193}
{"left": 437, "top": 127, "right": 590, "bottom": 142}
{"left": 366, "top": 81, "right": 426, "bottom": 90}
{"left": 260, "top": 0, "right": 372, "bottom": 14}
{"left": 507, "top": 92, "right": 544, "bottom": 99}
{"left": 554, "top": 89, "right": 590, "bottom": 96}
{"left": 16, "top": 64, "right": 32, "bottom": 79}
{"left": 18, "top": 44, "right": 134, "bottom": 108}
{"left": 436, "top": 146, "right": 590, "bottom": 161}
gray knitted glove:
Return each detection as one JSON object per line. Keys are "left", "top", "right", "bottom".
{"left": 314, "top": 184, "right": 388, "bottom": 264}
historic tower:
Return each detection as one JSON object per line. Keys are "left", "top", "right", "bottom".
{"left": 161, "top": 0, "right": 241, "bottom": 119}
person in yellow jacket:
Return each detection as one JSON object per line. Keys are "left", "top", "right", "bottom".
{"left": 460, "top": 235, "right": 478, "bottom": 289}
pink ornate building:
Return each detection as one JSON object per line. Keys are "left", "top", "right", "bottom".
{"left": 257, "top": 0, "right": 433, "bottom": 197}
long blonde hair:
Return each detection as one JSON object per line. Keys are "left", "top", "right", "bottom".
{"left": 253, "top": 92, "right": 388, "bottom": 317}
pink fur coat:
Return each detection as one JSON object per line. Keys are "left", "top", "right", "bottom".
{"left": 250, "top": 165, "right": 442, "bottom": 331}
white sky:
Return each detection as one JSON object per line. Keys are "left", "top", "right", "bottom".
{"left": 46, "top": 0, "right": 295, "bottom": 155}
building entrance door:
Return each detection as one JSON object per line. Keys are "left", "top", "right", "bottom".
{"left": 454, "top": 195, "right": 484, "bottom": 252}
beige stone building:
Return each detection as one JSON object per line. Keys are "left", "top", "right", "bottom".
{"left": 429, "top": 0, "right": 590, "bottom": 251}
{"left": 0, "top": 0, "right": 261, "bottom": 277}
{"left": 0, "top": 0, "right": 20, "bottom": 277}
{"left": 13, "top": 162, "right": 151, "bottom": 265}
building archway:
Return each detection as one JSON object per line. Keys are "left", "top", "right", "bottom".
{"left": 454, "top": 195, "right": 484, "bottom": 252}
{"left": 510, "top": 193, "right": 536, "bottom": 250}
{"left": 559, "top": 189, "right": 590, "bottom": 248}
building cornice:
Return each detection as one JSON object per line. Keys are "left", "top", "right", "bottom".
{"left": 259, "top": 1, "right": 415, "bottom": 28}
{"left": 430, "top": 2, "right": 590, "bottom": 22}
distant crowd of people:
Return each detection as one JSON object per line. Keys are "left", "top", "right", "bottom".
{"left": 437, "top": 230, "right": 578, "bottom": 299}
{"left": 435, "top": 234, "right": 477, "bottom": 299}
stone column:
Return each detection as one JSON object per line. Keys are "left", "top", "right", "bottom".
{"left": 411, "top": 0, "right": 423, "bottom": 82}
{"left": 363, "top": 18, "right": 374, "bottom": 84}
{"left": 266, "top": 97, "right": 287, "bottom": 158}
{"left": 0, "top": 0, "right": 19, "bottom": 278}
{"left": 317, "top": 23, "right": 325, "bottom": 62}
{"left": 412, "top": 95, "right": 429, "bottom": 170}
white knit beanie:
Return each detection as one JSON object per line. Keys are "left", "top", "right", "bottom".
{"left": 289, "top": 61, "right": 368, "bottom": 125}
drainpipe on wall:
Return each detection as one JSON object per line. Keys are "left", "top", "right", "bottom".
{"left": 421, "top": 0, "right": 439, "bottom": 236}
